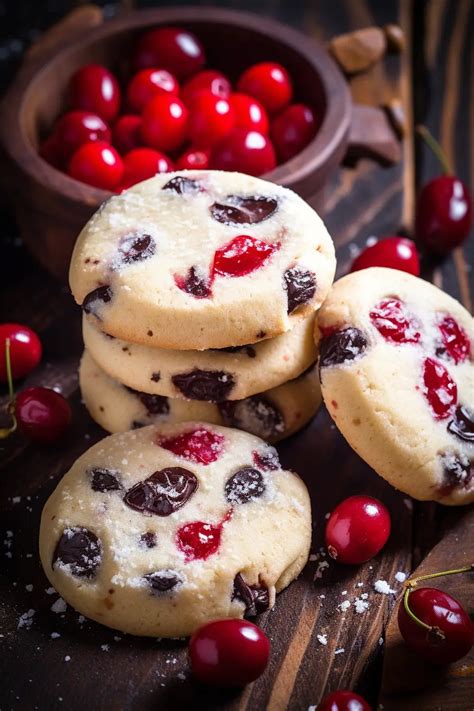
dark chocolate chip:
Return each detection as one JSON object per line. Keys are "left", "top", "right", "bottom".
{"left": 144, "top": 569, "right": 183, "bottom": 592}
{"left": 232, "top": 573, "right": 270, "bottom": 616}
{"left": 172, "top": 369, "right": 235, "bottom": 402}
{"left": 447, "top": 405, "right": 474, "bottom": 443}
{"left": 439, "top": 453, "right": 473, "bottom": 496}
{"left": 90, "top": 467, "right": 122, "bottom": 492}
{"left": 52, "top": 527, "right": 102, "bottom": 579}
{"left": 178, "top": 266, "right": 211, "bottom": 298}
{"left": 150, "top": 372, "right": 161, "bottom": 383}
{"left": 256, "top": 331, "right": 267, "bottom": 339}
{"left": 140, "top": 393, "right": 169, "bottom": 416}
{"left": 319, "top": 327, "right": 368, "bottom": 367}
{"left": 253, "top": 447, "right": 281, "bottom": 471}
{"left": 219, "top": 395, "right": 285, "bottom": 440}
{"left": 118, "top": 233, "right": 155, "bottom": 265}
{"left": 82, "top": 285, "right": 112, "bottom": 318}
{"left": 162, "top": 176, "right": 201, "bottom": 194}
{"left": 210, "top": 195, "right": 278, "bottom": 225}
{"left": 225, "top": 467, "right": 265, "bottom": 505}
{"left": 140, "top": 531, "right": 157, "bottom": 548}
{"left": 124, "top": 467, "right": 198, "bottom": 516}
{"left": 132, "top": 420, "right": 145, "bottom": 429}
{"left": 283, "top": 267, "right": 316, "bottom": 314}
{"left": 213, "top": 345, "right": 257, "bottom": 358}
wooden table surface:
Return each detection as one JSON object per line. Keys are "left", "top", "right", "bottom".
{"left": 0, "top": 1, "right": 472, "bottom": 710}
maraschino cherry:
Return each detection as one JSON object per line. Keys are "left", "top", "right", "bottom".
{"left": 317, "top": 690, "right": 372, "bottom": 710}
{"left": 68, "top": 141, "right": 124, "bottom": 190}
{"left": 141, "top": 94, "right": 188, "bottom": 153}
{"left": 350, "top": 237, "right": 420, "bottom": 276}
{"left": 176, "top": 148, "right": 209, "bottom": 170}
{"left": 211, "top": 128, "right": 276, "bottom": 176}
{"left": 181, "top": 69, "right": 232, "bottom": 105}
{"left": 189, "top": 619, "right": 270, "bottom": 686}
{"left": 133, "top": 27, "right": 205, "bottom": 79}
{"left": 53, "top": 111, "right": 112, "bottom": 161}
{"left": 0, "top": 324, "right": 42, "bottom": 382}
{"left": 112, "top": 115, "right": 143, "bottom": 154}
{"left": 325, "top": 495, "right": 391, "bottom": 564}
{"left": 187, "top": 92, "right": 234, "bottom": 148}
{"left": 237, "top": 62, "right": 293, "bottom": 114}
{"left": 69, "top": 64, "right": 121, "bottom": 122}
{"left": 270, "top": 103, "right": 317, "bottom": 162}
{"left": 126, "top": 68, "right": 178, "bottom": 113}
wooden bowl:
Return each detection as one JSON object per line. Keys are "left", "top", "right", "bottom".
{"left": 0, "top": 5, "right": 352, "bottom": 280}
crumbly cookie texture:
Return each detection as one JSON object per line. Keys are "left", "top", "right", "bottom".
{"left": 39, "top": 423, "right": 311, "bottom": 637}
{"left": 79, "top": 350, "right": 321, "bottom": 442}
{"left": 69, "top": 170, "right": 336, "bottom": 350}
{"left": 82, "top": 312, "right": 318, "bottom": 402}
{"left": 317, "top": 267, "right": 473, "bottom": 505}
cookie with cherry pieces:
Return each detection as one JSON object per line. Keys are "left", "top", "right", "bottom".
{"left": 69, "top": 170, "right": 335, "bottom": 350}
{"left": 39, "top": 422, "right": 311, "bottom": 637}
{"left": 317, "top": 267, "right": 473, "bottom": 505}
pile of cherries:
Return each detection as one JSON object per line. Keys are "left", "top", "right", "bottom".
{"left": 39, "top": 26, "right": 318, "bottom": 191}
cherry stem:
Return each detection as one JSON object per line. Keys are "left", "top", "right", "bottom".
{"left": 416, "top": 125, "right": 451, "bottom": 175}
{"left": 0, "top": 338, "right": 17, "bottom": 439}
{"left": 403, "top": 564, "right": 473, "bottom": 636}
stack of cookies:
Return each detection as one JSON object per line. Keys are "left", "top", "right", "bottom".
{"left": 70, "top": 170, "right": 337, "bottom": 443}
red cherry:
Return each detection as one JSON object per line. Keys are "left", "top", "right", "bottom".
{"left": 39, "top": 134, "right": 64, "bottom": 170}
{"left": 112, "top": 115, "right": 143, "bottom": 154}
{"left": 15, "top": 387, "right": 71, "bottom": 444}
{"left": 181, "top": 70, "right": 231, "bottom": 106}
{"left": 158, "top": 427, "right": 224, "bottom": 465}
{"left": 68, "top": 141, "right": 124, "bottom": 190}
{"left": 189, "top": 619, "right": 270, "bottom": 687}
{"left": 133, "top": 27, "right": 205, "bottom": 79}
{"left": 188, "top": 92, "right": 234, "bottom": 148}
{"left": 69, "top": 64, "right": 121, "bottom": 122}
{"left": 0, "top": 324, "right": 42, "bottom": 382}
{"left": 213, "top": 235, "right": 280, "bottom": 279}
{"left": 210, "top": 129, "right": 276, "bottom": 177}
{"left": 422, "top": 357, "right": 457, "bottom": 420}
{"left": 398, "top": 587, "right": 474, "bottom": 665}
{"left": 229, "top": 93, "right": 269, "bottom": 134}
{"left": 176, "top": 519, "right": 224, "bottom": 561}
{"left": 176, "top": 148, "right": 209, "bottom": 170}
{"left": 141, "top": 94, "right": 188, "bottom": 153}
{"left": 237, "top": 62, "right": 292, "bottom": 115}
{"left": 126, "top": 68, "right": 179, "bottom": 114}
{"left": 325, "top": 495, "right": 391, "bottom": 564}
{"left": 53, "top": 110, "right": 111, "bottom": 160}
{"left": 416, "top": 176, "right": 472, "bottom": 254}
{"left": 122, "top": 147, "right": 173, "bottom": 187}
{"left": 437, "top": 315, "right": 471, "bottom": 364}
{"left": 270, "top": 103, "right": 317, "bottom": 162}
{"left": 350, "top": 238, "right": 420, "bottom": 276}
{"left": 369, "top": 297, "right": 421, "bottom": 344}
{"left": 318, "top": 690, "right": 372, "bottom": 711}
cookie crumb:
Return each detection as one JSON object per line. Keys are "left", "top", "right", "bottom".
{"left": 374, "top": 580, "right": 396, "bottom": 595}
{"left": 51, "top": 597, "right": 67, "bottom": 614}
{"left": 317, "top": 634, "right": 328, "bottom": 646}
{"left": 395, "top": 571, "right": 407, "bottom": 583}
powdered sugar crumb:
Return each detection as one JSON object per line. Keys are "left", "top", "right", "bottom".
{"left": 51, "top": 597, "right": 67, "bottom": 614}
{"left": 395, "top": 571, "right": 407, "bottom": 583}
{"left": 335, "top": 648, "right": 345, "bottom": 655}
{"left": 317, "top": 634, "right": 328, "bottom": 645}
{"left": 18, "top": 609, "right": 35, "bottom": 630}
{"left": 374, "top": 580, "right": 396, "bottom": 595}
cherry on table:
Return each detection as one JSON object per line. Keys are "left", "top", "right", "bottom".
{"left": 126, "top": 68, "right": 178, "bottom": 114}
{"left": 141, "top": 94, "right": 188, "bottom": 153}
{"left": 189, "top": 619, "right": 270, "bottom": 686}
{"left": 270, "top": 103, "right": 317, "bottom": 162}
{"left": 237, "top": 61, "right": 293, "bottom": 115}
{"left": 0, "top": 324, "right": 42, "bottom": 382}
{"left": 15, "top": 386, "right": 71, "bottom": 444}
{"left": 210, "top": 128, "right": 276, "bottom": 176}
{"left": 69, "top": 64, "right": 121, "bottom": 123}
{"left": 325, "top": 495, "right": 391, "bottom": 564}
{"left": 68, "top": 141, "right": 124, "bottom": 190}
{"left": 229, "top": 93, "right": 269, "bottom": 134}
{"left": 350, "top": 237, "right": 420, "bottom": 276}
{"left": 53, "top": 110, "right": 111, "bottom": 160}
{"left": 188, "top": 92, "right": 234, "bottom": 148}
{"left": 133, "top": 26, "right": 205, "bottom": 79}
{"left": 181, "top": 70, "right": 232, "bottom": 106}
{"left": 112, "top": 115, "right": 143, "bottom": 154}
{"left": 122, "top": 147, "right": 174, "bottom": 187}
{"left": 176, "top": 148, "right": 209, "bottom": 170}
{"left": 317, "top": 689, "right": 372, "bottom": 710}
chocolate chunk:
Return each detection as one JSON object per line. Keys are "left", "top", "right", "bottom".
{"left": 176, "top": 266, "right": 211, "bottom": 299}
{"left": 52, "top": 527, "right": 102, "bottom": 579}
{"left": 210, "top": 195, "right": 278, "bottom": 225}
{"left": 283, "top": 267, "right": 316, "bottom": 314}
{"left": 447, "top": 406, "right": 474, "bottom": 443}
{"left": 132, "top": 420, "right": 145, "bottom": 429}
{"left": 172, "top": 369, "right": 235, "bottom": 402}
{"left": 320, "top": 327, "right": 368, "bottom": 367}
{"left": 329, "top": 27, "right": 387, "bottom": 75}
{"left": 125, "top": 385, "right": 169, "bottom": 416}
{"left": 439, "top": 453, "right": 473, "bottom": 496}
{"left": 225, "top": 467, "right": 265, "bottom": 505}
{"left": 150, "top": 372, "right": 161, "bottom": 383}
{"left": 219, "top": 395, "right": 285, "bottom": 440}
{"left": 232, "top": 573, "right": 270, "bottom": 616}
{"left": 253, "top": 446, "right": 280, "bottom": 471}
{"left": 118, "top": 233, "right": 155, "bottom": 265}
{"left": 383, "top": 23, "right": 405, "bottom": 53}
{"left": 214, "top": 345, "right": 257, "bottom": 358}
{"left": 82, "top": 285, "right": 112, "bottom": 318}
{"left": 140, "top": 531, "right": 157, "bottom": 548}
{"left": 144, "top": 569, "right": 182, "bottom": 592}
{"left": 124, "top": 467, "right": 198, "bottom": 516}
{"left": 89, "top": 467, "right": 122, "bottom": 492}
{"left": 162, "top": 176, "right": 201, "bottom": 194}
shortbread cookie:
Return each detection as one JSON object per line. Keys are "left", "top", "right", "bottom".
{"left": 69, "top": 170, "right": 336, "bottom": 350}
{"left": 83, "top": 313, "right": 318, "bottom": 402}
{"left": 39, "top": 422, "right": 311, "bottom": 637}
{"left": 317, "top": 267, "right": 473, "bottom": 505}
{"left": 79, "top": 350, "right": 321, "bottom": 443}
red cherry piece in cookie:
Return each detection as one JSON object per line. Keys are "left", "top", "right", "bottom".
{"left": 176, "top": 519, "right": 223, "bottom": 561}
{"left": 436, "top": 315, "right": 471, "bottom": 364}
{"left": 15, "top": 387, "right": 71, "bottom": 444}
{"left": 54, "top": 111, "right": 111, "bottom": 160}
{"left": 126, "top": 68, "right": 178, "bottom": 113}
{"left": 270, "top": 103, "right": 317, "bottom": 162}
{"left": 181, "top": 70, "right": 231, "bottom": 106}
{"left": 188, "top": 92, "right": 234, "bottom": 148}
{"left": 369, "top": 297, "right": 421, "bottom": 344}
{"left": 68, "top": 141, "right": 124, "bottom": 190}
{"left": 158, "top": 427, "right": 224, "bottom": 465}
{"left": 398, "top": 587, "right": 474, "bottom": 665}
{"left": 176, "top": 148, "right": 210, "bottom": 170}
{"left": 416, "top": 176, "right": 472, "bottom": 255}
{"left": 189, "top": 619, "right": 270, "bottom": 686}
{"left": 423, "top": 357, "right": 457, "bottom": 420}
{"left": 141, "top": 94, "right": 188, "bottom": 153}
{"left": 237, "top": 62, "right": 292, "bottom": 115}
{"left": 69, "top": 64, "right": 121, "bottom": 122}
{"left": 213, "top": 235, "right": 279, "bottom": 279}
{"left": 350, "top": 237, "right": 420, "bottom": 276}
{"left": 0, "top": 324, "right": 42, "bottom": 382}
{"left": 112, "top": 115, "right": 143, "bottom": 154}
{"left": 318, "top": 690, "right": 372, "bottom": 711}
{"left": 229, "top": 93, "right": 269, "bottom": 134}
{"left": 210, "top": 128, "right": 276, "bottom": 177}
{"left": 133, "top": 27, "right": 205, "bottom": 79}
{"left": 122, "top": 148, "right": 173, "bottom": 187}
{"left": 325, "top": 495, "right": 391, "bottom": 564}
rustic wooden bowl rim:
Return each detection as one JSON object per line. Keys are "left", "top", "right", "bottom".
{"left": 2, "top": 6, "right": 351, "bottom": 204}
